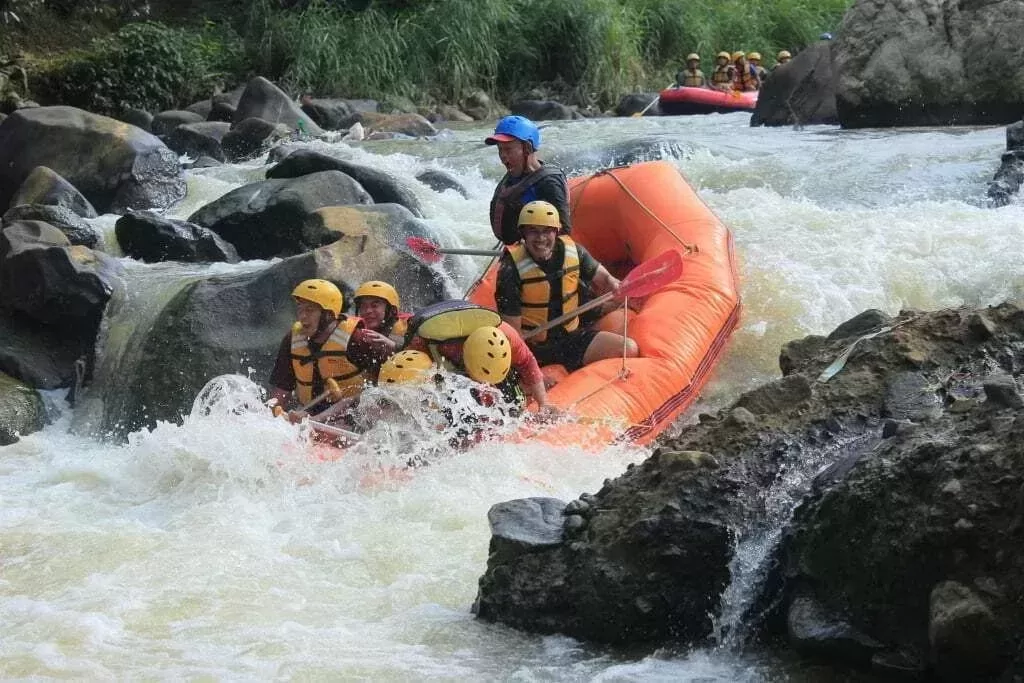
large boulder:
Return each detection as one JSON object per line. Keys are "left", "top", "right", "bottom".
{"left": 151, "top": 109, "right": 205, "bottom": 136}
{"left": 221, "top": 117, "right": 290, "bottom": 162}
{"left": 0, "top": 310, "right": 88, "bottom": 389}
{"left": 94, "top": 234, "right": 456, "bottom": 437}
{"left": 120, "top": 108, "right": 153, "bottom": 132}
{"left": 232, "top": 77, "right": 324, "bottom": 136}
{"left": 987, "top": 120, "right": 1024, "bottom": 206}
{"left": 187, "top": 171, "right": 373, "bottom": 259}
{"left": 360, "top": 112, "right": 437, "bottom": 137}
{"left": 267, "top": 149, "right": 424, "bottom": 217}
{"left": 510, "top": 99, "right": 580, "bottom": 121}
{"left": 115, "top": 210, "right": 239, "bottom": 263}
{"left": 10, "top": 166, "right": 98, "bottom": 218}
{"left": 614, "top": 93, "right": 660, "bottom": 117}
{"left": 0, "top": 220, "right": 122, "bottom": 335}
{"left": 416, "top": 168, "right": 470, "bottom": 198}
{"left": 751, "top": 42, "right": 838, "bottom": 127}
{"left": 2, "top": 204, "right": 98, "bottom": 249}
{"left": 0, "top": 371, "right": 44, "bottom": 445}
{"left": 301, "top": 97, "right": 355, "bottom": 130}
{"left": 165, "top": 121, "right": 232, "bottom": 162}
{"left": 833, "top": 0, "right": 1024, "bottom": 127}
{"left": 0, "top": 106, "right": 186, "bottom": 215}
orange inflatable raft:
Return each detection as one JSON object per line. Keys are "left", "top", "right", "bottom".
{"left": 467, "top": 160, "right": 741, "bottom": 448}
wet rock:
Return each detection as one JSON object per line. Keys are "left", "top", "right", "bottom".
{"left": 232, "top": 77, "right": 323, "bottom": 136}
{"left": 735, "top": 375, "right": 813, "bottom": 416}
{"left": 966, "top": 311, "right": 998, "bottom": 340}
{"left": 827, "top": 308, "right": 893, "bottom": 341}
{"left": 615, "top": 93, "right": 660, "bottom": 117}
{"left": 726, "top": 406, "right": 757, "bottom": 427}
{"left": 929, "top": 581, "right": 1011, "bottom": 681}
{"left": 221, "top": 117, "right": 291, "bottom": 162}
{"left": 751, "top": 42, "right": 837, "bottom": 127}
{"left": 883, "top": 372, "right": 942, "bottom": 422}
{"left": 184, "top": 99, "right": 212, "bottom": 119}
{"left": 2, "top": 204, "right": 97, "bottom": 249}
{"left": 0, "top": 311, "right": 87, "bottom": 389}
{"left": 510, "top": 99, "right": 580, "bottom": 121}
{"left": 870, "top": 650, "right": 927, "bottom": 678}
{"left": 151, "top": 109, "right": 204, "bottom": 136}
{"left": 188, "top": 156, "right": 222, "bottom": 169}
{"left": 833, "top": 0, "right": 1024, "bottom": 128}
{"left": 433, "top": 105, "right": 473, "bottom": 123}
{"left": 982, "top": 375, "right": 1023, "bottom": 409}
{"left": 361, "top": 112, "right": 437, "bottom": 138}
{"left": 115, "top": 210, "right": 239, "bottom": 263}
{"left": 207, "top": 100, "right": 236, "bottom": 123}
{"left": 416, "top": 168, "right": 469, "bottom": 198}
{"left": 987, "top": 146, "right": 1024, "bottom": 207}
{"left": 0, "top": 371, "right": 44, "bottom": 445}
{"left": 489, "top": 498, "right": 566, "bottom": 551}
{"left": 564, "top": 499, "right": 590, "bottom": 516}
{"left": 266, "top": 143, "right": 303, "bottom": 165}
{"left": 460, "top": 89, "right": 496, "bottom": 121}
{"left": 120, "top": 108, "right": 153, "bottom": 132}
{"left": 788, "top": 593, "right": 884, "bottom": 664}
{"left": 165, "top": 121, "right": 231, "bottom": 163}
{"left": 267, "top": 149, "right": 424, "bottom": 217}
{"left": 300, "top": 97, "right": 354, "bottom": 130}
{"left": 0, "top": 106, "right": 185, "bottom": 215}
{"left": 10, "top": 166, "right": 97, "bottom": 218}
{"left": 188, "top": 171, "right": 372, "bottom": 259}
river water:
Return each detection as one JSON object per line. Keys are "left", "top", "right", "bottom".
{"left": 2, "top": 113, "right": 1022, "bottom": 679}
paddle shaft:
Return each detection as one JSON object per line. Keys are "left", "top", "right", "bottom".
{"left": 437, "top": 247, "right": 502, "bottom": 257}
{"left": 310, "top": 420, "right": 361, "bottom": 441}
{"left": 523, "top": 291, "right": 615, "bottom": 340}
{"left": 632, "top": 85, "right": 671, "bottom": 117}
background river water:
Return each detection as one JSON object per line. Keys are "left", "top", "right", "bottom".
{"left": 2, "top": 113, "right": 1022, "bottom": 679}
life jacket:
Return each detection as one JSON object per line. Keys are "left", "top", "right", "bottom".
{"left": 711, "top": 64, "right": 734, "bottom": 85}
{"left": 734, "top": 64, "right": 759, "bottom": 91}
{"left": 385, "top": 315, "right": 410, "bottom": 348}
{"left": 290, "top": 316, "right": 364, "bottom": 405}
{"left": 489, "top": 164, "right": 567, "bottom": 245}
{"left": 508, "top": 236, "right": 581, "bottom": 343}
{"left": 681, "top": 68, "right": 705, "bottom": 87}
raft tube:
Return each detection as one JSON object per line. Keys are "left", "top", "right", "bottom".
{"left": 468, "top": 160, "right": 741, "bottom": 447}
{"left": 658, "top": 86, "right": 758, "bottom": 116}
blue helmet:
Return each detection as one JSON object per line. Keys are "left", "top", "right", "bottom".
{"left": 819, "top": 32, "right": 833, "bottom": 40}
{"left": 485, "top": 115, "right": 540, "bottom": 150}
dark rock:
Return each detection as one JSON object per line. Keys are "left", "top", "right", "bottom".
{"left": 266, "top": 143, "right": 303, "bottom": 165}
{"left": 780, "top": 334, "right": 828, "bottom": 376}
{"left": 966, "top": 311, "right": 998, "bottom": 340}
{"left": 188, "top": 156, "right": 223, "bottom": 169}
{"left": 1007, "top": 119, "right": 1024, "bottom": 151}
{"left": 929, "top": 581, "right": 1011, "bottom": 681}
{"left": 987, "top": 148, "right": 1024, "bottom": 207}
{"left": 120, "top": 108, "right": 153, "bottom": 132}
{"left": 302, "top": 203, "right": 441, "bottom": 255}
{"left": 982, "top": 375, "right": 1024, "bottom": 409}
{"left": 207, "top": 100, "right": 236, "bottom": 123}
{"left": 360, "top": 112, "right": 437, "bottom": 137}
{"left": 827, "top": 309, "right": 893, "bottom": 341}
{"left": 883, "top": 372, "right": 942, "bottom": 422}
{"left": 343, "top": 99, "right": 379, "bottom": 114}
{"left": 510, "top": 99, "right": 580, "bottom": 121}
{"left": 232, "top": 77, "right": 323, "bottom": 136}
{"left": 221, "top": 117, "right": 290, "bottom": 162}
{"left": 213, "top": 86, "right": 246, "bottom": 109}
{"left": 788, "top": 593, "right": 885, "bottom": 664}
{"left": 735, "top": 374, "right": 813, "bottom": 416}
{"left": 433, "top": 105, "right": 474, "bottom": 123}
{"left": 151, "top": 109, "right": 204, "bottom": 137}
{"left": 165, "top": 121, "right": 232, "bottom": 163}
{"left": 188, "top": 171, "right": 372, "bottom": 259}
{"left": 461, "top": 90, "right": 495, "bottom": 121}
{"left": 614, "top": 93, "right": 660, "bottom": 117}
{"left": 0, "top": 106, "right": 185, "bottom": 215}
{"left": 833, "top": 0, "right": 1024, "bottom": 128}
{"left": 0, "top": 311, "right": 88, "bottom": 389}
{"left": 488, "top": 498, "right": 566, "bottom": 551}
{"left": 416, "top": 168, "right": 470, "bottom": 198}
{"left": 9, "top": 166, "right": 98, "bottom": 219}
{"left": 0, "top": 371, "right": 44, "bottom": 445}
{"left": 115, "top": 210, "right": 239, "bottom": 263}
{"left": 267, "top": 149, "right": 424, "bottom": 217}
{"left": 184, "top": 99, "right": 213, "bottom": 119}
{"left": 2, "top": 204, "right": 97, "bottom": 248}
{"left": 300, "top": 97, "right": 353, "bottom": 130}
{"left": 870, "top": 650, "right": 927, "bottom": 677}
{"left": 94, "top": 236, "right": 455, "bottom": 436}
{"left": 751, "top": 42, "right": 837, "bottom": 127}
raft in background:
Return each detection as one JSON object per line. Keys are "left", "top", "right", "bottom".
{"left": 658, "top": 86, "right": 758, "bottom": 115}
{"left": 468, "top": 160, "right": 741, "bottom": 447}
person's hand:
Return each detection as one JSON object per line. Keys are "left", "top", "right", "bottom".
{"left": 353, "top": 328, "right": 395, "bottom": 354}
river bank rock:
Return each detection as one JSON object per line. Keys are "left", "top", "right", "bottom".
{"left": 0, "top": 106, "right": 185, "bottom": 215}
{"left": 360, "top": 112, "right": 437, "bottom": 138}
{"left": 188, "top": 171, "right": 372, "bottom": 259}
{"left": 165, "top": 121, "right": 231, "bottom": 163}
{"left": 833, "top": 0, "right": 1024, "bottom": 128}
{"left": 751, "top": 42, "right": 837, "bottom": 127}
{"left": 614, "top": 93, "right": 660, "bottom": 117}
{"left": 300, "top": 97, "right": 355, "bottom": 131}
{"left": 222, "top": 117, "right": 290, "bottom": 162}
{"left": 10, "top": 166, "right": 97, "bottom": 219}
{"left": 115, "top": 211, "right": 239, "bottom": 263}
{"left": 987, "top": 120, "right": 1024, "bottom": 207}
{"left": 0, "top": 310, "right": 87, "bottom": 389}
{"left": 416, "top": 168, "right": 469, "bottom": 198}
{"left": 233, "top": 76, "right": 323, "bottom": 137}
{"left": 2, "top": 204, "right": 97, "bottom": 249}
{"left": 94, "top": 232, "right": 455, "bottom": 437}
{"left": 267, "top": 149, "right": 424, "bottom": 217}
{"left": 510, "top": 100, "right": 580, "bottom": 121}
{"left": 151, "top": 109, "right": 204, "bottom": 137}
{"left": 476, "top": 302, "right": 1024, "bottom": 672}
{"left": 0, "top": 371, "right": 44, "bottom": 445}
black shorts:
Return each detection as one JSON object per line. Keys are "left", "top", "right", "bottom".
{"left": 529, "top": 328, "right": 599, "bottom": 372}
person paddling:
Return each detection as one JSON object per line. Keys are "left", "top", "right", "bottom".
{"left": 486, "top": 115, "right": 571, "bottom": 246}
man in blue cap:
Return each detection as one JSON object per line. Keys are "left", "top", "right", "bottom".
{"left": 485, "top": 115, "right": 571, "bottom": 245}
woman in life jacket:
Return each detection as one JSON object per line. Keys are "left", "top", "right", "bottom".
{"left": 267, "top": 278, "right": 372, "bottom": 424}
{"left": 495, "top": 201, "right": 639, "bottom": 376}
{"left": 731, "top": 51, "right": 761, "bottom": 91}
{"left": 675, "top": 53, "right": 706, "bottom": 88}
{"left": 485, "top": 115, "right": 571, "bottom": 246}
{"left": 348, "top": 280, "right": 411, "bottom": 380}
{"left": 710, "top": 51, "right": 736, "bottom": 92}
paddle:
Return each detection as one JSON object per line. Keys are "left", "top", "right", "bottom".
{"left": 406, "top": 236, "right": 502, "bottom": 264}
{"left": 309, "top": 420, "right": 361, "bottom": 442}
{"left": 271, "top": 378, "right": 343, "bottom": 418}
{"left": 522, "top": 249, "right": 684, "bottom": 341}
{"left": 631, "top": 87, "right": 671, "bottom": 118}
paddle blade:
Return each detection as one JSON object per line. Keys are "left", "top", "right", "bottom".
{"left": 619, "top": 249, "right": 684, "bottom": 299}
{"left": 406, "top": 236, "right": 443, "bottom": 264}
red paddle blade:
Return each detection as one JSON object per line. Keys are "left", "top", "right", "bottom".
{"left": 619, "top": 249, "right": 684, "bottom": 298}
{"left": 406, "top": 236, "right": 443, "bottom": 264}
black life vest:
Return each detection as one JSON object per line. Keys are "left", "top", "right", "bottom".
{"left": 489, "top": 165, "right": 567, "bottom": 245}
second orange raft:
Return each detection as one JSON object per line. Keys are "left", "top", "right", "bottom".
{"left": 467, "top": 160, "right": 741, "bottom": 447}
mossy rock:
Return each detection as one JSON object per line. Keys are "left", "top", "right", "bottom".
{"left": 0, "top": 371, "right": 45, "bottom": 445}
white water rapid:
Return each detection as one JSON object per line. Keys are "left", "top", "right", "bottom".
{"left": 2, "top": 113, "right": 1022, "bottom": 680}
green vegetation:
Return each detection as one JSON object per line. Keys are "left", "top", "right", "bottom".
{"left": 18, "top": 0, "right": 851, "bottom": 115}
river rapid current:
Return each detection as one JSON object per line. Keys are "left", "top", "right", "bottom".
{"left": 2, "top": 114, "right": 1022, "bottom": 680}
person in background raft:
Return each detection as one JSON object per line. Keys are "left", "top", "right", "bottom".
{"left": 404, "top": 300, "right": 549, "bottom": 409}
{"left": 747, "top": 52, "right": 768, "bottom": 84}
{"left": 710, "top": 51, "right": 736, "bottom": 92}
{"left": 732, "top": 51, "right": 760, "bottom": 92}
{"left": 496, "top": 201, "right": 638, "bottom": 374}
{"left": 675, "top": 53, "right": 706, "bottom": 88}
{"left": 268, "top": 279, "right": 371, "bottom": 424}
{"left": 348, "top": 280, "right": 411, "bottom": 380}
{"left": 486, "top": 115, "right": 571, "bottom": 246}
{"left": 773, "top": 50, "right": 792, "bottom": 71}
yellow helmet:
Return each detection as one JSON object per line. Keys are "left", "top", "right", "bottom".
{"left": 518, "top": 200, "right": 561, "bottom": 230}
{"left": 748, "top": 52, "right": 761, "bottom": 61}
{"left": 686, "top": 53, "right": 700, "bottom": 62}
{"left": 292, "top": 279, "right": 342, "bottom": 316}
{"left": 777, "top": 50, "right": 792, "bottom": 60}
{"left": 716, "top": 51, "right": 731, "bottom": 60}
{"left": 732, "top": 51, "right": 745, "bottom": 61}
{"left": 354, "top": 280, "right": 399, "bottom": 309}
{"left": 378, "top": 350, "right": 433, "bottom": 384}
{"left": 463, "top": 326, "right": 511, "bottom": 385}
